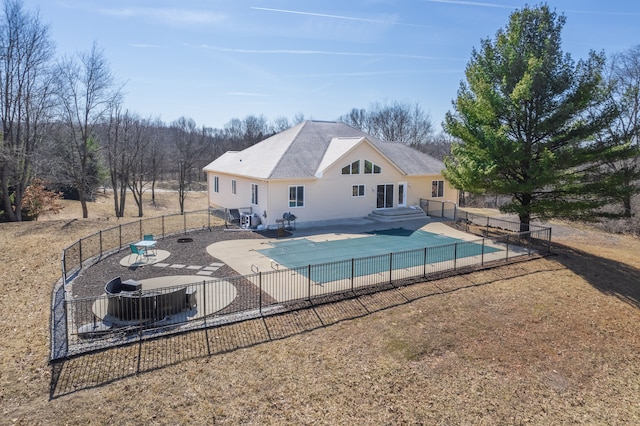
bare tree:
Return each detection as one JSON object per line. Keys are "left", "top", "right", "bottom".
{"left": 271, "top": 116, "right": 291, "bottom": 133}
{"left": 0, "top": 0, "right": 55, "bottom": 221}
{"left": 338, "top": 108, "right": 371, "bottom": 134}
{"left": 368, "top": 100, "right": 433, "bottom": 146}
{"left": 146, "top": 118, "right": 166, "bottom": 205}
{"left": 417, "top": 132, "right": 452, "bottom": 161}
{"left": 127, "top": 115, "right": 154, "bottom": 217}
{"left": 292, "top": 112, "right": 305, "bottom": 125}
{"left": 53, "top": 42, "right": 121, "bottom": 218}
{"left": 103, "top": 103, "right": 128, "bottom": 217}
{"left": 242, "top": 114, "right": 269, "bottom": 145}
{"left": 600, "top": 46, "right": 640, "bottom": 217}
{"left": 338, "top": 101, "right": 434, "bottom": 146}
{"left": 171, "top": 116, "right": 206, "bottom": 213}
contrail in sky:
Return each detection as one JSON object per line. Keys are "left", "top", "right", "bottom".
{"left": 251, "top": 7, "right": 429, "bottom": 28}
{"left": 197, "top": 44, "right": 464, "bottom": 61}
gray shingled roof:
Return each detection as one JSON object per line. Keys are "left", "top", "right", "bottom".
{"left": 203, "top": 120, "right": 444, "bottom": 179}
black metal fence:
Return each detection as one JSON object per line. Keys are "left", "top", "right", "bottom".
{"left": 57, "top": 218, "right": 552, "bottom": 359}
{"left": 456, "top": 210, "right": 553, "bottom": 237}
{"left": 420, "top": 199, "right": 458, "bottom": 219}
{"left": 61, "top": 209, "right": 221, "bottom": 285}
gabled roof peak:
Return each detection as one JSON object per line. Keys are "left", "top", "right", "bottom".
{"left": 203, "top": 120, "right": 444, "bottom": 179}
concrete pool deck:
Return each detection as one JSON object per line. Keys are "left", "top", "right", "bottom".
{"left": 207, "top": 221, "right": 501, "bottom": 277}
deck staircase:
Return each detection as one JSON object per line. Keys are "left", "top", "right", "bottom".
{"left": 367, "top": 207, "right": 428, "bottom": 222}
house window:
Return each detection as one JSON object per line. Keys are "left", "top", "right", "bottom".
{"left": 431, "top": 180, "right": 444, "bottom": 198}
{"left": 341, "top": 160, "right": 360, "bottom": 175}
{"left": 251, "top": 183, "right": 259, "bottom": 205}
{"left": 214, "top": 176, "right": 219, "bottom": 193}
{"left": 364, "top": 160, "right": 381, "bottom": 174}
{"left": 352, "top": 184, "right": 365, "bottom": 197}
{"left": 289, "top": 185, "right": 304, "bottom": 208}
{"left": 231, "top": 179, "right": 237, "bottom": 195}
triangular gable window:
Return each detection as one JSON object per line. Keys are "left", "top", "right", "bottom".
{"left": 341, "top": 160, "right": 360, "bottom": 174}
{"left": 364, "top": 160, "right": 381, "bottom": 174}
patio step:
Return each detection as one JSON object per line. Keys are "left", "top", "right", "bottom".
{"left": 367, "top": 207, "right": 428, "bottom": 222}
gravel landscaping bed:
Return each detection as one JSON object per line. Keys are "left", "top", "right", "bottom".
{"left": 70, "top": 226, "right": 291, "bottom": 300}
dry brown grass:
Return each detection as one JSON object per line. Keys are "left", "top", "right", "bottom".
{"left": 2, "top": 196, "right": 640, "bottom": 424}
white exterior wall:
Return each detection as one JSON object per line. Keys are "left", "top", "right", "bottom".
{"left": 207, "top": 144, "right": 458, "bottom": 227}
{"left": 208, "top": 172, "right": 269, "bottom": 217}
{"left": 406, "top": 175, "right": 458, "bottom": 206}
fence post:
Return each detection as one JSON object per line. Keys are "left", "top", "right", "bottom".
{"left": 62, "top": 253, "right": 67, "bottom": 285}
{"left": 423, "top": 247, "right": 427, "bottom": 278}
{"left": 63, "top": 298, "right": 69, "bottom": 357}
{"left": 453, "top": 242, "right": 457, "bottom": 270}
{"left": 351, "top": 258, "right": 355, "bottom": 292}
{"left": 119, "top": 224, "right": 122, "bottom": 249}
{"left": 259, "top": 272, "right": 262, "bottom": 315}
{"left": 441, "top": 202, "right": 444, "bottom": 218}
{"left": 481, "top": 239, "right": 485, "bottom": 267}
{"left": 183, "top": 213, "right": 187, "bottom": 235}
{"left": 99, "top": 230, "right": 103, "bottom": 258}
{"left": 307, "top": 265, "right": 312, "bottom": 301}
{"left": 138, "top": 287, "right": 143, "bottom": 339}
{"left": 203, "top": 280, "right": 207, "bottom": 324}
{"left": 505, "top": 235, "right": 510, "bottom": 261}
{"left": 389, "top": 253, "right": 393, "bottom": 284}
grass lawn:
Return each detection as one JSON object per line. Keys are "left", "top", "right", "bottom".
{"left": 1, "top": 191, "right": 639, "bottom": 424}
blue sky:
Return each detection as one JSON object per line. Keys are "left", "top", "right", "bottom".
{"left": 21, "top": 0, "right": 640, "bottom": 131}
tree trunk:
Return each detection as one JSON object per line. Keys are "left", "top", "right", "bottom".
{"left": 79, "top": 178, "right": 89, "bottom": 219}
{"left": 80, "top": 198, "right": 88, "bottom": 219}
{"left": 519, "top": 193, "right": 532, "bottom": 232}
{"left": 623, "top": 196, "right": 632, "bottom": 218}
{"left": 0, "top": 170, "right": 17, "bottom": 221}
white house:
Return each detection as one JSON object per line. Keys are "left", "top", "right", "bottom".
{"left": 203, "top": 120, "right": 457, "bottom": 227}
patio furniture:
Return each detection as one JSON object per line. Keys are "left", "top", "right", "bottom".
{"left": 133, "top": 239, "right": 157, "bottom": 257}
{"left": 105, "top": 286, "right": 195, "bottom": 322}
{"left": 186, "top": 288, "right": 197, "bottom": 309}
{"left": 105, "top": 277, "right": 141, "bottom": 295}
{"left": 143, "top": 234, "right": 157, "bottom": 255}
{"left": 227, "top": 209, "right": 241, "bottom": 227}
{"left": 129, "top": 243, "right": 147, "bottom": 260}
{"left": 142, "top": 234, "right": 158, "bottom": 256}
{"left": 282, "top": 212, "right": 297, "bottom": 230}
